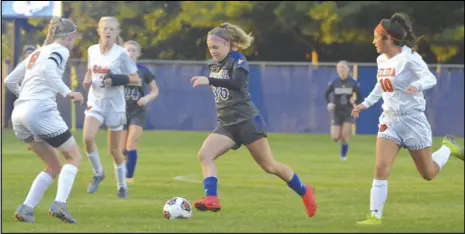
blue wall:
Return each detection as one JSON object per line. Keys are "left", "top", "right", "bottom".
{"left": 4, "top": 61, "right": 464, "bottom": 137}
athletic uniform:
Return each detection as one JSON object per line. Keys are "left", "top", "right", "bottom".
{"left": 85, "top": 44, "right": 138, "bottom": 131}
{"left": 325, "top": 77, "right": 361, "bottom": 125}
{"left": 6, "top": 42, "right": 81, "bottom": 224}
{"left": 362, "top": 45, "right": 437, "bottom": 150}
{"left": 124, "top": 64, "right": 155, "bottom": 129}
{"left": 208, "top": 51, "right": 264, "bottom": 149}
{"left": 5, "top": 43, "right": 73, "bottom": 146}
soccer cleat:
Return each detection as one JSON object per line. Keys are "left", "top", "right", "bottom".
{"left": 194, "top": 196, "right": 221, "bottom": 212}
{"left": 341, "top": 156, "right": 347, "bottom": 161}
{"left": 442, "top": 135, "right": 464, "bottom": 161}
{"left": 301, "top": 185, "right": 317, "bottom": 218}
{"left": 87, "top": 172, "right": 106, "bottom": 194}
{"left": 126, "top": 178, "right": 135, "bottom": 184}
{"left": 14, "top": 204, "right": 35, "bottom": 223}
{"left": 356, "top": 215, "right": 382, "bottom": 225}
{"left": 48, "top": 201, "right": 76, "bottom": 224}
{"left": 117, "top": 186, "right": 128, "bottom": 199}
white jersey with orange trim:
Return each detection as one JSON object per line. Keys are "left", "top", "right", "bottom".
{"left": 361, "top": 46, "right": 437, "bottom": 114}
{"left": 86, "top": 44, "right": 138, "bottom": 113}
{"left": 4, "top": 42, "right": 71, "bottom": 105}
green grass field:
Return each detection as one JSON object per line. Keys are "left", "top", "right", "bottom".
{"left": 1, "top": 129, "right": 464, "bottom": 233}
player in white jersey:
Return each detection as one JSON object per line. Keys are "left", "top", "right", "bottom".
{"left": 82, "top": 16, "right": 140, "bottom": 199}
{"left": 351, "top": 13, "right": 464, "bottom": 225}
{"left": 4, "top": 17, "right": 84, "bottom": 224}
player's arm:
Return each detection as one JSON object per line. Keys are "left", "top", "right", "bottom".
{"left": 141, "top": 69, "right": 159, "bottom": 102}
{"left": 105, "top": 52, "right": 140, "bottom": 86}
{"left": 44, "top": 50, "right": 73, "bottom": 97}
{"left": 361, "top": 82, "right": 383, "bottom": 109}
{"left": 353, "top": 82, "right": 362, "bottom": 104}
{"left": 408, "top": 58, "right": 437, "bottom": 91}
{"left": 83, "top": 47, "right": 93, "bottom": 90}
{"left": 4, "top": 59, "right": 27, "bottom": 97}
{"left": 324, "top": 81, "right": 334, "bottom": 104}
{"left": 208, "top": 58, "right": 249, "bottom": 90}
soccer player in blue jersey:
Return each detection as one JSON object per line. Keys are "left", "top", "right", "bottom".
{"left": 121, "top": 40, "right": 159, "bottom": 183}
{"left": 190, "top": 23, "right": 317, "bottom": 218}
{"left": 324, "top": 60, "right": 361, "bottom": 161}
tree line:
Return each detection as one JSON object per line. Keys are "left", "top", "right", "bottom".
{"left": 2, "top": 1, "right": 464, "bottom": 64}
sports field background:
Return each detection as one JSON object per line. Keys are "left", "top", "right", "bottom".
{"left": 1, "top": 129, "right": 464, "bottom": 232}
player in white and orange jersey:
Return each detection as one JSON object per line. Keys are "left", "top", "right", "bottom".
{"left": 352, "top": 13, "right": 464, "bottom": 225}
{"left": 82, "top": 16, "right": 140, "bottom": 199}
{"left": 5, "top": 17, "right": 84, "bottom": 224}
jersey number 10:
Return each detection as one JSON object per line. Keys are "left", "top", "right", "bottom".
{"left": 379, "top": 78, "right": 394, "bottom": 92}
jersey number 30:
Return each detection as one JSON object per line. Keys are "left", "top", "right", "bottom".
{"left": 379, "top": 78, "right": 394, "bottom": 92}
{"left": 213, "top": 87, "right": 229, "bottom": 102}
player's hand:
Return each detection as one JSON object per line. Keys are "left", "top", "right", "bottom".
{"left": 83, "top": 79, "right": 92, "bottom": 90}
{"left": 103, "top": 78, "right": 113, "bottom": 87}
{"left": 137, "top": 96, "right": 149, "bottom": 107}
{"left": 351, "top": 104, "right": 367, "bottom": 119}
{"left": 67, "top": 92, "right": 84, "bottom": 105}
{"left": 327, "top": 103, "right": 336, "bottom": 112}
{"left": 191, "top": 76, "right": 210, "bottom": 88}
{"left": 405, "top": 86, "right": 418, "bottom": 95}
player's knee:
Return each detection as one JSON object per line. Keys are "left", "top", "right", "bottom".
{"left": 341, "top": 135, "right": 350, "bottom": 144}
{"left": 83, "top": 134, "right": 95, "bottom": 147}
{"left": 331, "top": 134, "right": 340, "bottom": 142}
{"left": 56, "top": 136, "right": 82, "bottom": 166}
{"left": 45, "top": 165, "right": 62, "bottom": 179}
{"left": 420, "top": 173, "right": 435, "bottom": 181}
{"left": 259, "top": 161, "right": 278, "bottom": 174}
{"left": 197, "top": 150, "right": 214, "bottom": 163}
{"left": 126, "top": 138, "right": 140, "bottom": 150}
{"left": 374, "top": 164, "right": 391, "bottom": 179}
{"left": 419, "top": 169, "right": 436, "bottom": 181}
{"left": 109, "top": 146, "right": 122, "bottom": 157}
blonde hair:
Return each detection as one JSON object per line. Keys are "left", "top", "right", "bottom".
{"left": 115, "top": 36, "right": 124, "bottom": 46}
{"left": 337, "top": 60, "right": 350, "bottom": 70}
{"left": 124, "top": 40, "right": 141, "bottom": 56}
{"left": 208, "top": 22, "right": 254, "bottom": 50}
{"left": 43, "top": 17, "right": 77, "bottom": 45}
{"left": 98, "top": 16, "right": 121, "bottom": 43}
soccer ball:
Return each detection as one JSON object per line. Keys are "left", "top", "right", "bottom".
{"left": 163, "top": 197, "right": 193, "bottom": 220}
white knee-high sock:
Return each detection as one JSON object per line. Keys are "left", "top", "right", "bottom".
{"left": 432, "top": 145, "right": 451, "bottom": 171}
{"left": 55, "top": 164, "right": 78, "bottom": 203}
{"left": 87, "top": 151, "right": 103, "bottom": 176}
{"left": 23, "top": 172, "right": 54, "bottom": 208}
{"left": 370, "top": 179, "right": 388, "bottom": 219}
{"left": 114, "top": 163, "right": 127, "bottom": 189}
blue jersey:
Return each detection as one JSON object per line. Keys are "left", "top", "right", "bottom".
{"left": 324, "top": 77, "right": 361, "bottom": 114}
{"left": 124, "top": 64, "right": 155, "bottom": 114}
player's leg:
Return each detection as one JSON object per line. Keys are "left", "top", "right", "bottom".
{"left": 11, "top": 105, "right": 59, "bottom": 223}
{"left": 22, "top": 104, "right": 81, "bottom": 224}
{"left": 340, "top": 115, "right": 355, "bottom": 161}
{"left": 121, "top": 124, "right": 130, "bottom": 182}
{"left": 124, "top": 112, "right": 146, "bottom": 184}
{"left": 83, "top": 107, "right": 106, "bottom": 194}
{"left": 330, "top": 114, "right": 342, "bottom": 142}
{"left": 241, "top": 116, "right": 317, "bottom": 218}
{"left": 194, "top": 125, "right": 237, "bottom": 212}
{"left": 33, "top": 109, "right": 82, "bottom": 224}
{"left": 106, "top": 111, "right": 129, "bottom": 199}
{"left": 406, "top": 114, "right": 464, "bottom": 180}
{"left": 357, "top": 123, "right": 401, "bottom": 225}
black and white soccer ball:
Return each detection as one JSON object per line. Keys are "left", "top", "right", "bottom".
{"left": 163, "top": 197, "right": 193, "bottom": 220}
